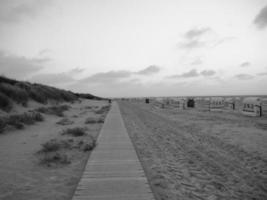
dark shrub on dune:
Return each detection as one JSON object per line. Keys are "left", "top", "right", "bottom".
{"left": 36, "top": 105, "right": 70, "bottom": 117}
{"left": 85, "top": 116, "right": 104, "bottom": 124}
{"left": 95, "top": 105, "right": 110, "bottom": 114}
{"left": 0, "top": 92, "right": 12, "bottom": 112}
{"left": 0, "top": 118, "right": 6, "bottom": 133}
{"left": 39, "top": 152, "right": 71, "bottom": 166}
{"left": 62, "top": 127, "right": 87, "bottom": 137}
{"left": 0, "top": 75, "right": 102, "bottom": 112}
{"left": 0, "top": 83, "right": 28, "bottom": 106}
{"left": 0, "top": 112, "right": 44, "bottom": 133}
{"left": 40, "top": 139, "right": 72, "bottom": 153}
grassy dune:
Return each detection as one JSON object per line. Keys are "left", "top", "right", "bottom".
{"left": 0, "top": 75, "right": 103, "bottom": 112}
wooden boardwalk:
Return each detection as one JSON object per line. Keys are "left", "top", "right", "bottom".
{"left": 72, "top": 102, "right": 155, "bottom": 200}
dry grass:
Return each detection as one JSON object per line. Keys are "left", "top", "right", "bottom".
{"left": 0, "top": 112, "right": 44, "bottom": 133}
{"left": 94, "top": 105, "right": 110, "bottom": 114}
{"left": 85, "top": 116, "right": 104, "bottom": 124}
{"left": 38, "top": 139, "right": 72, "bottom": 166}
{"left": 38, "top": 135, "right": 96, "bottom": 167}
{"left": 39, "top": 139, "right": 72, "bottom": 153}
{"left": 0, "top": 82, "right": 29, "bottom": 106}
{"left": 39, "top": 152, "right": 71, "bottom": 166}
{"left": 0, "top": 92, "right": 12, "bottom": 112}
{"left": 36, "top": 105, "right": 70, "bottom": 117}
{"left": 56, "top": 118, "right": 74, "bottom": 125}
{"left": 82, "top": 135, "right": 97, "bottom": 151}
{"left": 61, "top": 127, "right": 87, "bottom": 137}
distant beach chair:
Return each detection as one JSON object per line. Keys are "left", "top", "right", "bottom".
{"left": 241, "top": 97, "right": 262, "bottom": 117}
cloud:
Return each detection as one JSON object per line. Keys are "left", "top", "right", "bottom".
{"left": 168, "top": 69, "right": 216, "bottom": 79}
{"left": 30, "top": 73, "right": 75, "bottom": 86}
{"left": 0, "top": 0, "right": 51, "bottom": 23}
{"left": 0, "top": 50, "right": 44, "bottom": 79}
{"left": 178, "top": 27, "right": 211, "bottom": 50}
{"left": 240, "top": 62, "right": 251, "bottom": 67}
{"left": 168, "top": 69, "right": 199, "bottom": 79}
{"left": 184, "top": 27, "right": 211, "bottom": 39}
{"left": 234, "top": 74, "right": 254, "bottom": 80}
{"left": 180, "top": 69, "right": 199, "bottom": 78}
{"left": 190, "top": 58, "right": 203, "bottom": 65}
{"left": 254, "top": 5, "right": 267, "bottom": 29}
{"left": 257, "top": 72, "right": 267, "bottom": 76}
{"left": 215, "top": 36, "right": 236, "bottom": 45}
{"left": 179, "top": 40, "right": 205, "bottom": 49}
{"left": 32, "top": 57, "right": 51, "bottom": 63}
{"left": 69, "top": 67, "right": 85, "bottom": 74}
{"left": 80, "top": 70, "right": 132, "bottom": 84}
{"left": 200, "top": 70, "right": 216, "bottom": 76}
{"left": 79, "top": 65, "right": 160, "bottom": 84}
{"left": 136, "top": 65, "right": 160, "bottom": 75}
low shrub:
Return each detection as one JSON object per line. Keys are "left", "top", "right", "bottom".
{"left": 82, "top": 135, "right": 97, "bottom": 151}
{"left": 29, "top": 87, "right": 48, "bottom": 104}
{"left": 56, "top": 118, "right": 74, "bottom": 125}
{"left": 8, "top": 112, "right": 44, "bottom": 126}
{"left": 85, "top": 106, "right": 93, "bottom": 109}
{"left": 0, "top": 76, "right": 101, "bottom": 107}
{"left": 0, "top": 118, "right": 7, "bottom": 133}
{"left": 39, "top": 152, "right": 71, "bottom": 166}
{"left": 0, "top": 82, "right": 28, "bottom": 106}
{"left": 41, "top": 139, "right": 61, "bottom": 152}
{"left": 62, "top": 127, "right": 87, "bottom": 137}
{"left": 40, "top": 139, "right": 72, "bottom": 153}
{"left": 85, "top": 116, "right": 104, "bottom": 124}
{"left": 0, "top": 112, "right": 44, "bottom": 133}
{"left": 94, "top": 105, "right": 110, "bottom": 114}
{"left": 36, "top": 105, "right": 70, "bottom": 117}
{"left": 0, "top": 92, "right": 12, "bottom": 112}
{"left": 0, "top": 76, "right": 18, "bottom": 85}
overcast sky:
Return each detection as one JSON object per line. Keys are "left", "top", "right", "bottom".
{"left": 0, "top": 0, "right": 267, "bottom": 97}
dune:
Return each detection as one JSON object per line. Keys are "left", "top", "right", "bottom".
{"left": 0, "top": 76, "right": 110, "bottom": 200}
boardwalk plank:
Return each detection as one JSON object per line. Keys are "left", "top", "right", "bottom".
{"left": 72, "top": 102, "right": 155, "bottom": 200}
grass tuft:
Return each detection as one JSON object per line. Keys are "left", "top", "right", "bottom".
{"left": 0, "top": 112, "right": 44, "bottom": 133}
{"left": 85, "top": 116, "right": 104, "bottom": 124}
{"left": 94, "top": 105, "right": 110, "bottom": 114}
{"left": 39, "top": 152, "right": 71, "bottom": 166}
{"left": 0, "top": 82, "right": 28, "bottom": 106}
{"left": 56, "top": 118, "right": 74, "bottom": 125}
{"left": 82, "top": 135, "right": 97, "bottom": 151}
{"left": 39, "top": 139, "right": 72, "bottom": 153}
{"left": 0, "top": 92, "right": 12, "bottom": 112}
{"left": 36, "top": 105, "right": 70, "bottom": 117}
{"left": 62, "top": 127, "right": 87, "bottom": 137}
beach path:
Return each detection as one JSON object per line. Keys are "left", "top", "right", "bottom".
{"left": 72, "top": 102, "right": 155, "bottom": 200}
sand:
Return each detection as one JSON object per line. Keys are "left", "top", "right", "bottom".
{"left": 0, "top": 99, "right": 109, "bottom": 200}
{"left": 119, "top": 101, "right": 267, "bottom": 200}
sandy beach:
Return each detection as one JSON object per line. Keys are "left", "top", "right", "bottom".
{"left": 119, "top": 101, "right": 267, "bottom": 200}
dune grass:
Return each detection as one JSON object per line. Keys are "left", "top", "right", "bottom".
{"left": 0, "top": 75, "right": 104, "bottom": 113}
{"left": 40, "top": 139, "right": 72, "bottom": 153}
{"left": 0, "top": 112, "right": 44, "bottom": 133}
{"left": 38, "top": 135, "right": 97, "bottom": 166}
{"left": 35, "top": 105, "right": 70, "bottom": 117}
{"left": 0, "top": 83, "right": 29, "bottom": 106}
{"left": 61, "top": 127, "right": 87, "bottom": 137}
{"left": 56, "top": 117, "right": 74, "bottom": 125}
{"left": 0, "top": 75, "right": 99, "bottom": 112}
{"left": 0, "top": 92, "right": 12, "bottom": 112}
{"left": 94, "top": 105, "right": 110, "bottom": 115}
{"left": 85, "top": 116, "right": 104, "bottom": 124}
